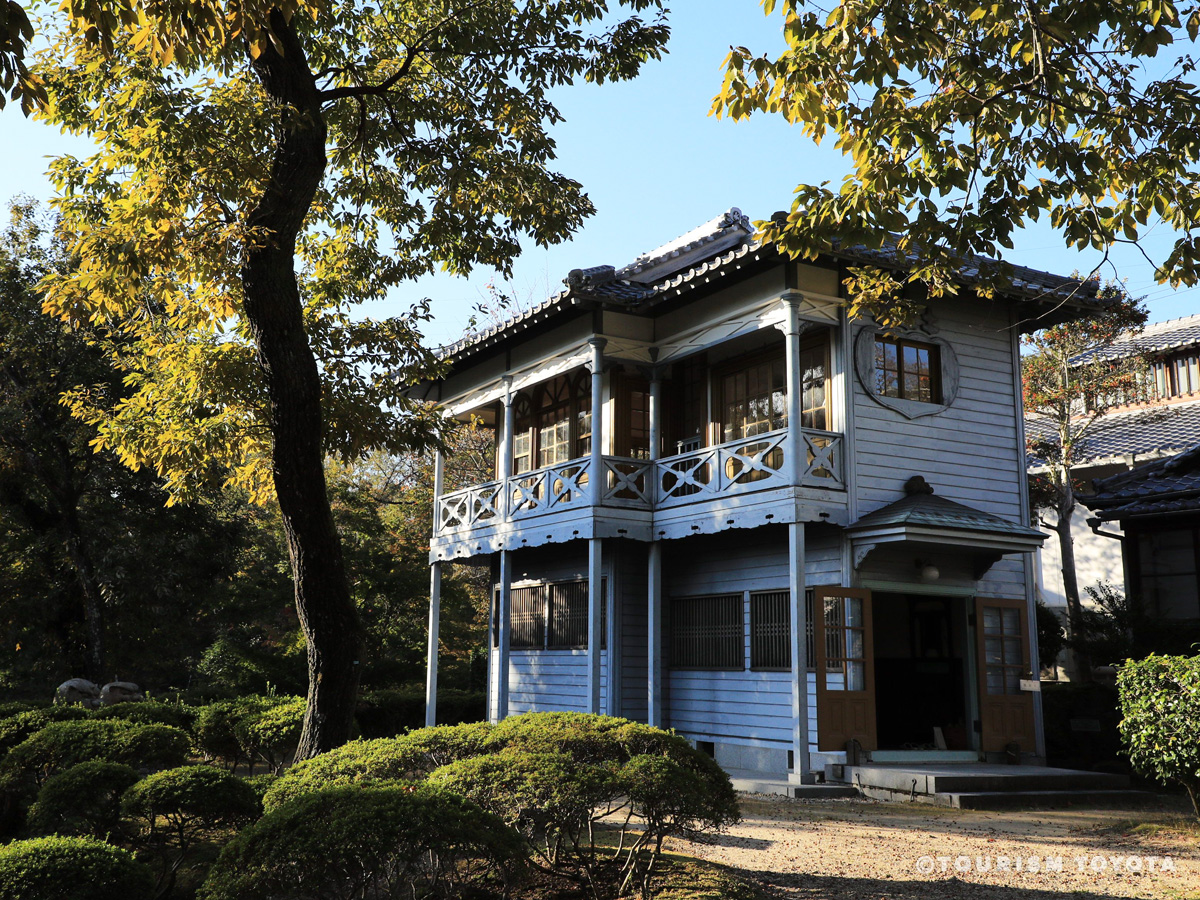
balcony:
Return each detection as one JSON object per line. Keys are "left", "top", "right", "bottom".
{"left": 435, "top": 428, "right": 845, "bottom": 538}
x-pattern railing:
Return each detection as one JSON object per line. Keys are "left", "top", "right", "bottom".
{"left": 434, "top": 429, "right": 844, "bottom": 534}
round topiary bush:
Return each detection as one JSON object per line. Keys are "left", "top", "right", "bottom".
{"left": 0, "top": 707, "right": 90, "bottom": 759}
{"left": 201, "top": 784, "right": 522, "bottom": 900}
{"left": 27, "top": 761, "right": 141, "bottom": 839}
{"left": 262, "top": 722, "right": 493, "bottom": 811}
{"left": 0, "top": 703, "right": 35, "bottom": 722}
{"left": 122, "top": 765, "right": 260, "bottom": 854}
{"left": 1, "top": 720, "right": 190, "bottom": 790}
{"left": 231, "top": 697, "right": 305, "bottom": 773}
{"left": 93, "top": 701, "right": 198, "bottom": 733}
{"left": 0, "top": 835, "right": 154, "bottom": 900}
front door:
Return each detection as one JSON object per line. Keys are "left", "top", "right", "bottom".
{"left": 974, "top": 597, "right": 1037, "bottom": 753}
{"left": 814, "top": 587, "right": 877, "bottom": 752}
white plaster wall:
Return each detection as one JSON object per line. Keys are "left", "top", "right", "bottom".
{"left": 1035, "top": 503, "right": 1126, "bottom": 610}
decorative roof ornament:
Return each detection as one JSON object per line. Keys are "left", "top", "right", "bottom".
{"left": 904, "top": 475, "right": 936, "bottom": 496}
{"left": 564, "top": 265, "right": 617, "bottom": 289}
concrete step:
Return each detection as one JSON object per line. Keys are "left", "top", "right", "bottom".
{"left": 839, "top": 764, "right": 1130, "bottom": 796}
{"left": 791, "top": 784, "right": 860, "bottom": 800}
{"left": 939, "top": 789, "right": 1158, "bottom": 811}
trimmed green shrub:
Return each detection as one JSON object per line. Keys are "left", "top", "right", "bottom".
{"left": 242, "top": 773, "right": 278, "bottom": 807}
{"left": 355, "top": 687, "right": 485, "bottom": 738}
{"left": 123, "top": 765, "right": 260, "bottom": 854}
{"left": 200, "top": 784, "right": 522, "bottom": 900}
{"left": 1118, "top": 653, "right": 1200, "bottom": 818}
{"left": 0, "top": 703, "right": 35, "bottom": 722}
{"left": 27, "top": 761, "right": 140, "bottom": 839}
{"left": 0, "top": 707, "right": 90, "bottom": 758}
{"left": 1, "top": 721, "right": 190, "bottom": 788}
{"left": 194, "top": 696, "right": 303, "bottom": 772}
{"left": 232, "top": 697, "right": 304, "bottom": 773}
{"left": 93, "top": 701, "right": 198, "bottom": 733}
{"left": 263, "top": 722, "right": 492, "bottom": 811}
{"left": 430, "top": 713, "right": 739, "bottom": 892}
{"left": 0, "top": 835, "right": 154, "bottom": 900}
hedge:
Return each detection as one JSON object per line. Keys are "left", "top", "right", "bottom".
{"left": 0, "top": 836, "right": 154, "bottom": 900}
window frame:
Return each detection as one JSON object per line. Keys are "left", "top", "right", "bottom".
{"left": 508, "top": 371, "right": 592, "bottom": 475}
{"left": 669, "top": 592, "right": 745, "bottom": 671}
{"left": 749, "top": 590, "right": 791, "bottom": 671}
{"left": 492, "top": 578, "right": 607, "bottom": 651}
{"left": 873, "top": 335, "right": 942, "bottom": 404}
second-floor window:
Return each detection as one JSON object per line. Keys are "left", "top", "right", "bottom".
{"left": 509, "top": 371, "right": 591, "bottom": 475}
{"left": 875, "top": 336, "right": 941, "bottom": 404}
{"left": 1152, "top": 351, "right": 1200, "bottom": 399}
{"left": 717, "top": 338, "right": 830, "bottom": 443}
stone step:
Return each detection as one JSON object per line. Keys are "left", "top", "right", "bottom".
{"left": 837, "top": 764, "right": 1129, "bottom": 796}
{"left": 791, "top": 784, "right": 860, "bottom": 800}
{"left": 938, "top": 789, "right": 1158, "bottom": 811}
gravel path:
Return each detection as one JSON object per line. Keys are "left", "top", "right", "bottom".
{"left": 666, "top": 795, "right": 1200, "bottom": 899}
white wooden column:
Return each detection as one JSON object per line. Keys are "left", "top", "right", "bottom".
{"left": 499, "top": 375, "right": 515, "bottom": 482}
{"left": 587, "top": 338, "right": 606, "bottom": 714}
{"left": 782, "top": 298, "right": 805, "bottom": 486}
{"left": 424, "top": 450, "right": 445, "bottom": 728}
{"left": 425, "top": 561, "right": 442, "bottom": 728}
{"left": 788, "top": 521, "right": 811, "bottom": 778}
{"left": 497, "top": 549, "right": 513, "bottom": 720}
{"left": 647, "top": 372, "right": 664, "bottom": 727}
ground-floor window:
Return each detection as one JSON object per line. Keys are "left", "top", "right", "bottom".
{"left": 749, "top": 590, "right": 790, "bottom": 670}
{"left": 493, "top": 579, "right": 606, "bottom": 650}
{"left": 670, "top": 594, "right": 742, "bottom": 669}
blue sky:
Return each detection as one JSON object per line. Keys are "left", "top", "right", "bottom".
{"left": 3, "top": 1, "right": 1197, "bottom": 347}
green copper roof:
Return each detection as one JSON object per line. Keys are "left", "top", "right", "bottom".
{"left": 848, "top": 479, "right": 1042, "bottom": 540}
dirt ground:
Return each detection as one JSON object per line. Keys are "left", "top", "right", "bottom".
{"left": 666, "top": 794, "right": 1200, "bottom": 900}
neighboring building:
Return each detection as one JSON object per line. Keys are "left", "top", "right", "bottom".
{"left": 1089, "top": 443, "right": 1200, "bottom": 625}
{"left": 1029, "top": 314, "right": 1200, "bottom": 635}
{"left": 414, "top": 209, "right": 1101, "bottom": 785}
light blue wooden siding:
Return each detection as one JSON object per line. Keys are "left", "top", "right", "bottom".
{"left": 616, "top": 542, "right": 649, "bottom": 723}
{"left": 661, "top": 526, "right": 841, "bottom": 748}
{"left": 852, "top": 298, "right": 1028, "bottom": 601}
{"left": 487, "top": 544, "right": 608, "bottom": 719}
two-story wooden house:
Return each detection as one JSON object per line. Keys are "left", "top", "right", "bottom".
{"left": 413, "top": 209, "right": 1102, "bottom": 787}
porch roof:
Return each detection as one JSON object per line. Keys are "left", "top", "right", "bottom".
{"left": 846, "top": 477, "right": 1045, "bottom": 574}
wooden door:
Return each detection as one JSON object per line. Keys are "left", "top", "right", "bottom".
{"left": 814, "top": 587, "right": 877, "bottom": 752}
{"left": 975, "top": 597, "right": 1037, "bottom": 753}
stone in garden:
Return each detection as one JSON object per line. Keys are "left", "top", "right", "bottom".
{"left": 100, "top": 682, "right": 144, "bottom": 705}
{"left": 56, "top": 678, "right": 100, "bottom": 706}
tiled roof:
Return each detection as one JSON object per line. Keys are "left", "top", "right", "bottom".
{"left": 1072, "top": 312, "right": 1200, "bottom": 364}
{"left": 440, "top": 208, "right": 1106, "bottom": 363}
{"left": 849, "top": 489, "right": 1043, "bottom": 540}
{"left": 1026, "top": 400, "right": 1200, "bottom": 468}
{"left": 1089, "top": 443, "right": 1200, "bottom": 521}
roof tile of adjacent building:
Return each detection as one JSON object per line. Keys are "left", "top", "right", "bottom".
{"left": 1072, "top": 311, "right": 1200, "bottom": 364}
{"left": 1027, "top": 399, "right": 1200, "bottom": 469}
{"left": 1089, "top": 442, "right": 1200, "bottom": 521}
{"left": 439, "top": 208, "right": 1103, "bottom": 363}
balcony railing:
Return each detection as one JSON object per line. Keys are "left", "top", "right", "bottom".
{"left": 434, "top": 428, "right": 844, "bottom": 536}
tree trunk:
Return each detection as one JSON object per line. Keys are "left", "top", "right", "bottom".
{"left": 241, "top": 10, "right": 361, "bottom": 758}
{"left": 1054, "top": 494, "right": 1092, "bottom": 682}
{"left": 61, "top": 512, "right": 106, "bottom": 685}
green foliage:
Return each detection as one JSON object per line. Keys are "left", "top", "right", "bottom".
{"left": 27, "top": 760, "right": 140, "bottom": 839}
{"left": 1035, "top": 600, "right": 1067, "bottom": 672}
{"left": 431, "top": 713, "right": 739, "bottom": 891}
{"left": 122, "top": 765, "right": 260, "bottom": 854}
{"left": 714, "top": 0, "right": 1200, "bottom": 325}
{"left": 1, "top": 720, "right": 190, "bottom": 788}
{"left": 355, "top": 687, "right": 485, "bottom": 738}
{"left": 0, "top": 703, "right": 34, "bottom": 721}
{"left": 241, "top": 773, "right": 278, "bottom": 807}
{"left": 194, "top": 696, "right": 304, "bottom": 772}
{"left": 0, "top": 707, "right": 89, "bottom": 758}
{"left": 200, "top": 784, "right": 522, "bottom": 900}
{"left": 232, "top": 697, "right": 305, "bottom": 773}
{"left": 264, "top": 722, "right": 492, "bottom": 810}
{"left": 0, "top": 835, "right": 154, "bottom": 900}
{"left": 92, "top": 701, "right": 198, "bottom": 733}
{"left": 1118, "top": 653, "right": 1200, "bottom": 818}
